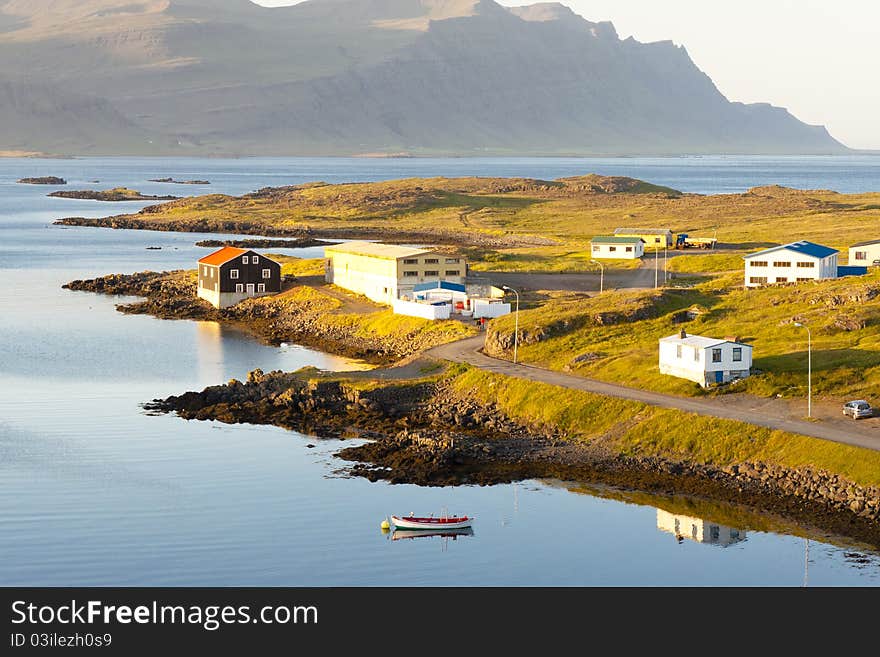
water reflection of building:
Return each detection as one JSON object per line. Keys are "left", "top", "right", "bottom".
{"left": 195, "top": 321, "right": 225, "bottom": 384}
{"left": 656, "top": 510, "right": 746, "bottom": 547}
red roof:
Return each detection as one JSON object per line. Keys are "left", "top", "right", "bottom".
{"left": 198, "top": 246, "right": 248, "bottom": 266}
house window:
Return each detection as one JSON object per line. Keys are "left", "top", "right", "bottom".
{"left": 424, "top": 258, "right": 439, "bottom": 264}
{"left": 855, "top": 251, "right": 867, "bottom": 260}
{"left": 257, "top": 283, "right": 265, "bottom": 293}
{"left": 230, "top": 269, "right": 239, "bottom": 279}
{"left": 609, "top": 246, "right": 617, "bottom": 252}
{"left": 445, "top": 270, "right": 459, "bottom": 276}
{"left": 625, "top": 247, "right": 633, "bottom": 253}
{"left": 797, "top": 277, "right": 812, "bottom": 282}
{"left": 694, "top": 348, "right": 700, "bottom": 362}
{"left": 262, "top": 269, "right": 271, "bottom": 279}
{"left": 796, "top": 261, "right": 815, "bottom": 268}
{"left": 403, "top": 259, "right": 418, "bottom": 265}
{"left": 202, "top": 266, "right": 208, "bottom": 276}
{"left": 775, "top": 277, "right": 788, "bottom": 283}
{"left": 235, "top": 283, "right": 243, "bottom": 293}
{"left": 733, "top": 347, "right": 742, "bottom": 362}
{"left": 676, "top": 345, "right": 682, "bottom": 359}
{"left": 654, "top": 237, "right": 661, "bottom": 243}
{"left": 424, "top": 270, "right": 439, "bottom": 276}
{"left": 712, "top": 348, "right": 722, "bottom": 363}
{"left": 242, "top": 256, "right": 249, "bottom": 264}
{"left": 403, "top": 271, "right": 418, "bottom": 277}
{"left": 749, "top": 277, "right": 768, "bottom": 285}
{"left": 773, "top": 261, "right": 791, "bottom": 267}
{"left": 592, "top": 246, "right": 600, "bottom": 252}
{"left": 710, "top": 525, "right": 720, "bottom": 542}
{"left": 252, "top": 256, "right": 259, "bottom": 264}
{"left": 446, "top": 258, "right": 460, "bottom": 264}
{"left": 750, "top": 261, "right": 768, "bottom": 267}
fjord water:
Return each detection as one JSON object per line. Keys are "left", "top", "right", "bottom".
{"left": 2, "top": 156, "right": 879, "bottom": 586}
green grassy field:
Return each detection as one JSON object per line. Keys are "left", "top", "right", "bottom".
{"left": 486, "top": 269, "right": 880, "bottom": 401}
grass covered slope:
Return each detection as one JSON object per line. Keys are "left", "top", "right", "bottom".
{"left": 451, "top": 367, "right": 880, "bottom": 488}
{"left": 485, "top": 269, "right": 880, "bottom": 400}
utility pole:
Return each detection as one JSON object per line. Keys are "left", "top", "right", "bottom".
{"left": 794, "top": 322, "right": 812, "bottom": 418}
{"left": 654, "top": 247, "right": 659, "bottom": 289}
{"left": 590, "top": 259, "right": 604, "bottom": 293}
{"left": 502, "top": 285, "right": 520, "bottom": 364}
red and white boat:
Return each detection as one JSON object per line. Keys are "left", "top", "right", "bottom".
{"left": 390, "top": 514, "right": 473, "bottom": 530}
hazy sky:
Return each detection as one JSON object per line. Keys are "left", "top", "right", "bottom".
{"left": 253, "top": 1, "right": 880, "bottom": 149}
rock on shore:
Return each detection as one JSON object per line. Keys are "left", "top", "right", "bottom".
{"left": 49, "top": 188, "right": 179, "bottom": 201}
{"left": 18, "top": 176, "right": 66, "bottom": 184}
{"left": 149, "top": 178, "right": 210, "bottom": 185}
{"left": 146, "top": 368, "right": 880, "bottom": 546}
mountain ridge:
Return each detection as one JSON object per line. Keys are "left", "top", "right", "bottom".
{"left": 0, "top": 0, "right": 847, "bottom": 156}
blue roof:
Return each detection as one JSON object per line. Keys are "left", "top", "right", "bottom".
{"left": 412, "top": 281, "right": 466, "bottom": 293}
{"left": 837, "top": 265, "right": 868, "bottom": 277}
{"left": 744, "top": 240, "right": 838, "bottom": 260}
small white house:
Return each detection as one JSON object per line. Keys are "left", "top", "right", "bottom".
{"left": 658, "top": 330, "right": 752, "bottom": 387}
{"left": 849, "top": 239, "right": 880, "bottom": 266}
{"left": 743, "top": 240, "right": 838, "bottom": 288}
{"left": 590, "top": 236, "right": 645, "bottom": 260}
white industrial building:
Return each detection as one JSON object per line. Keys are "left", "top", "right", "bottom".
{"left": 849, "top": 239, "right": 880, "bottom": 266}
{"left": 743, "top": 241, "right": 838, "bottom": 288}
{"left": 658, "top": 330, "right": 752, "bottom": 387}
{"left": 590, "top": 236, "right": 645, "bottom": 260}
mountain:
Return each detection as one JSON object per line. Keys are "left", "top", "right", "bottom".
{"left": 0, "top": 0, "right": 847, "bottom": 155}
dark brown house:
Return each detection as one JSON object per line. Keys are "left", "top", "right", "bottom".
{"left": 197, "top": 246, "right": 281, "bottom": 308}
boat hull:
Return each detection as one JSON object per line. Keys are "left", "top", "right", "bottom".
{"left": 390, "top": 516, "right": 473, "bottom": 530}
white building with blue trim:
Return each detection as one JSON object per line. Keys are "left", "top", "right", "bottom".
{"left": 743, "top": 240, "right": 838, "bottom": 288}
{"left": 659, "top": 330, "right": 752, "bottom": 387}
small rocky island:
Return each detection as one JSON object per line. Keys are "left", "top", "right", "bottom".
{"left": 48, "top": 187, "right": 180, "bottom": 201}
{"left": 195, "top": 238, "right": 326, "bottom": 249}
{"left": 149, "top": 177, "right": 210, "bottom": 185}
{"left": 18, "top": 176, "right": 66, "bottom": 185}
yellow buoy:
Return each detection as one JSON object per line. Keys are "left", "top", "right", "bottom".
{"left": 380, "top": 518, "right": 391, "bottom": 531}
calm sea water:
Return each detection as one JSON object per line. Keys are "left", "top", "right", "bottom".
{"left": 2, "top": 156, "right": 879, "bottom": 586}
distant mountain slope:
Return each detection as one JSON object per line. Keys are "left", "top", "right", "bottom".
{"left": 0, "top": 0, "right": 847, "bottom": 155}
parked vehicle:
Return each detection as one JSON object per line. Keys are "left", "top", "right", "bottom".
{"left": 843, "top": 400, "right": 873, "bottom": 419}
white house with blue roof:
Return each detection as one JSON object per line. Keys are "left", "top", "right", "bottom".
{"left": 743, "top": 240, "right": 839, "bottom": 288}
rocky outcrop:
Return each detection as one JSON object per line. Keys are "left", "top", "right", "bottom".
{"left": 195, "top": 238, "right": 325, "bottom": 249}
{"left": 49, "top": 188, "right": 179, "bottom": 201}
{"left": 62, "top": 270, "right": 466, "bottom": 364}
{"left": 146, "top": 368, "right": 880, "bottom": 545}
{"left": 18, "top": 176, "right": 66, "bottom": 184}
{"left": 149, "top": 178, "right": 210, "bottom": 185}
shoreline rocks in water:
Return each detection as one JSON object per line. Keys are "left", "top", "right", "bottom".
{"left": 145, "top": 368, "right": 880, "bottom": 548}
{"left": 48, "top": 188, "right": 180, "bottom": 202}
{"left": 149, "top": 178, "right": 211, "bottom": 185}
{"left": 195, "top": 238, "right": 326, "bottom": 249}
{"left": 61, "top": 270, "right": 461, "bottom": 364}
{"left": 18, "top": 176, "right": 66, "bottom": 185}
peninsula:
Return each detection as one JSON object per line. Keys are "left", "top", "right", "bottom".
{"left": 61, "top": 172, "right": 880, "bottom": 547}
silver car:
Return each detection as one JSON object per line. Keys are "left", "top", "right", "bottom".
{"left": 843, "top": 400, "right": 873, "bottom": 419}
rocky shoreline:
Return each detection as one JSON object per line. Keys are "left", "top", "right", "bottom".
{"left": 53, "top": 215, "right": 556, "bottom": 248}
{"left": 147, "top": 368, "right": 880, "bottom": 548}
{"left": 62, "top": 271, "right": 464, "bottom": 364}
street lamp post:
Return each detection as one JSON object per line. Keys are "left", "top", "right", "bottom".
{"left": 502, "top": 285, "right": 520, "bottom": 364}
{"left": 794, "top": 322, "right": 812, "bottom": 418}
{"left": 590, "top": 259, "right": 604, "bottom": 293}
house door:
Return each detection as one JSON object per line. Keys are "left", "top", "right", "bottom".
{"left": 715, "top": 370, "right": 724, "bottom": 384}
{"left": 246, "top": 283, "right": 255, "bottom": 295}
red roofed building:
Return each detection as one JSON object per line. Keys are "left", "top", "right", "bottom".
{"left": 197, "top": 246, "right": 281, "bottom": 308}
